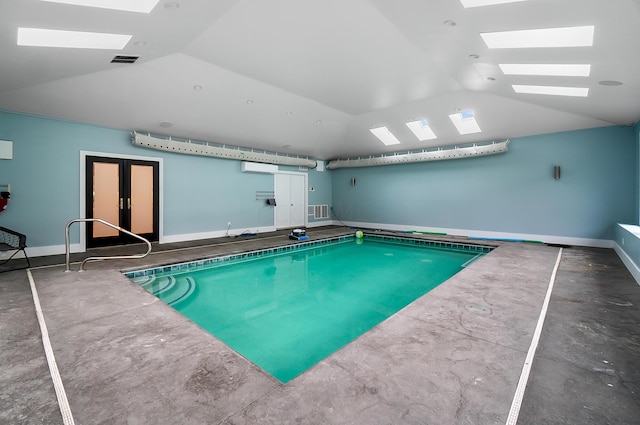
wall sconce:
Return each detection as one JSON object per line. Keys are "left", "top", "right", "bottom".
{"left": 554, "top": 165, "right": 561, "bottom": 180}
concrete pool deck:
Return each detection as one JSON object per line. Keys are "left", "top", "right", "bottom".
{"left": 2, "top": 226, "right": 640, "bottom": 424}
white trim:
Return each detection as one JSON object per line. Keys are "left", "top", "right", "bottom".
{"left": 79, "top": 151, "right": 164, "bottom": 250}
{"left": 160, "top": 226, "right": 277, "bottom": 244}
{"left": 505, "top": 248, "right": 563, "bottom": 425}
{"left": 613, "top": 242, "right": 640, "bottom": 285}
{"left": 24, "top": 244, "right": 82, "bottom": 258}
{"left": 340, "top": 220, "right": 614, "bottom": 248}
{"left": 27, "top": 270, "right": 76, "bottom": 425}
{"left": 307, "top": 220, "right": 338, "bottom": 228}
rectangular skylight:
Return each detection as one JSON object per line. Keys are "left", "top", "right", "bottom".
{"left": 406, "top": 119, "right": 437, "bottom": 141}
{"left": 460, "top": 0, "right": 527, "bottom": 8}
{"left": 17, "top": 27, "right": 131, "bottom": 49}
{"left": 481, "top": 26, "right": 594, "bottom": 48}
{"left": 41, "top": 0, "right": 160, "bottom": 13}
{"left": 448, "top": 110, "right": 482, "bottom": 135}
{"left": 499, "top": 64, "right": 591, "bottom": 77}
{"left": 512, "top": 85, "right": 589, "bottom": 97}
{"left": 370, "top": 127, "right": 401, "bottom": 146}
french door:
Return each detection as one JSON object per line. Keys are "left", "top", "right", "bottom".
{"left": 86, "top": 156, "right": 159, "bottom": 248}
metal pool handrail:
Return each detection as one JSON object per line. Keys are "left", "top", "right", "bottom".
{"left": 65, "top": 218, "right": 152, "bottom": 272}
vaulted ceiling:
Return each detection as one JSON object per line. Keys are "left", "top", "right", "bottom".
{"left": 1, "top": 0, "right": 639, "bottom": 160}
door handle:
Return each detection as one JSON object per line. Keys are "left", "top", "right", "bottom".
{"left": 127, "top": 198, "right": 131, "bottom": 210}
{"left": 119, "top": 198, "right": 123, "bottom": 210}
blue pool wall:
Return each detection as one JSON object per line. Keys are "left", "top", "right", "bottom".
{"left": 0, "top": 108, "right": 637, "bottom": 255}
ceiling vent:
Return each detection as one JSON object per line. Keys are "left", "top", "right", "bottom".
{"left": 111, "top": 55, "right": 139, "bottom": 64}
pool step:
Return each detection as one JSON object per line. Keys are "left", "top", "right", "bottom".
{"left": 137, "top": 275, "right": 198, "bottom": 307}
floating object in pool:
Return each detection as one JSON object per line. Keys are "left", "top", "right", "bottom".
{"left": 355, "top": 230, "right": 364, "bottom": 238}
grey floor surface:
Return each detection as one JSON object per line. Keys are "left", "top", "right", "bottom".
{"left": 1, "top": 227, "right": 639, "bottom": 424}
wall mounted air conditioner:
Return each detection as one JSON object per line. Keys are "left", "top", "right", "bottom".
{"left": 241, "top": 161, "right": 279, "bottom": 174}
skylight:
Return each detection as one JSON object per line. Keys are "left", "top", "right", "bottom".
{"left": 41, "top": 0, "right": 160, "bottom": 13}
{"left": 370, "top": 127, "right": 401, "bottom": 146}
{"left": 460, "top": 0, "right": 526, "bottom": 8}
{"left": 512, "top": 85, "right": 589, "bottom": 97}
{"left": 406, "top": 119, "right": 437, "bottom": 141}
{"left": 481, "top": 26, "right": 594, "bottom": 48}
{"left": 449, "top": 110, "right": 482, "bottom": 135}
{"left": 17, "top": 27, "right": 131, "bottom": 49}
{"left": 499, "top": 64, "right": 591, "bottom": 77}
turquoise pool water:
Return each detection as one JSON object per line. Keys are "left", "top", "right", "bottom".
{"left": 128, "top": 236, "right": 485, "bottom": 382}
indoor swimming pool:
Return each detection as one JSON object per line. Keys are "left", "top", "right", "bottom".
{"left": 126, "top": 235, "right": 490, "bottom": 382}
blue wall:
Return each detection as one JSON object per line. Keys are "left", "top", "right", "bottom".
{"left": 0, "top": 109, "right": 635, "bottom": 251}
{"left": 0, "top": 110, "right": 332, "bottom": 250}
{"left": 331, "top": 126, "right": 636, "bottom": 242}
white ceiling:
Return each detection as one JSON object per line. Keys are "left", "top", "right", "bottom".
{"left": 1, "top": 0, "right": 639, "bottom": 160}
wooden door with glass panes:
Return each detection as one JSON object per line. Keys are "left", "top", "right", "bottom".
{"left": 86, "top": 156, "right": 159, "bottom": 248}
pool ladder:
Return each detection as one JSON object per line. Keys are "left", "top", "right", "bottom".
{"left": 64, "top": 218, "right": 152, "bottom": 272}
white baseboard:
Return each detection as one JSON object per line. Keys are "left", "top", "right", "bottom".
{"left": 23, "top": 243, "right": 83, "bottom": 258}
{"left": 307, "top": 220, "right": 339, "bottom": 228}
{"left": 614, "top": 242, "right": 640, "bottom": 285}
{"left": 160, "top": 226, "right": 277, "bottom": 244}
{"left": 341, "top": 221, "right": 614, "bottom": 248}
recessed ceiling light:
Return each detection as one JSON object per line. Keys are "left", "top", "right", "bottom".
{"left": 469, "top": 54, "right": 480, "bottom": 60}
{"left": 449, "top": 110, "right": 482, "bottom": 135}
{"left": 246, "top": 99, "right": 254, "bottom": 104}
{"left": 17, "top": 27, "right": 131, "bottom": 49}
{"left": 406, "top": 119, "right": 437, "bottom": 141}
{"left": 41, "top": 0, "right": 160, "bottom": 13}
{"left": 486, "top": 77, "right": 496, "bottom": 81}
{"left": 193, "top": 85, "right": 202, "bottom": 91}
{"left": 286, "top": 111, "right": 293, "bottom": 116}
{"left": 499, "top": 64, "right": 591, "bottom": 77}
{"left": 481, "top": 26, "right": 594, "bottom": 48}
{"left": 370, "top": 127, "right": 401, "bottom": 146}
{"left": 512, "top": 85, "right": 589, "bottom": 97}
{"left": 316, "top": 120, "right": 322, "bottom": 124}
{"left": 460, "top": 0, "right": 527, "bottom": 7}
{"left": 443, "top": 20, "right": 456, "bottom": 27}
{"left": 164, "top": 1, "right": 180, "bottom": 9}
{"left": 159, "top": 121, "right": 172, "bottom": 128}
{"left": 598, "top": 80, "right": 623, "bottom": 86}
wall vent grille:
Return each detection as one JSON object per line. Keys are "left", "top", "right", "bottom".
{"left": 314, "top": 205, "right": 329, "bottom": 219}
{"left": 111, "top": 55, "right": 139, "bottom": 64}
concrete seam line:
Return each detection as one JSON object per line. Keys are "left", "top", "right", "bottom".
{"left": 505, "top": 247, "right": 563, "bottom": 425}
{"left": 27, "top": 269, "right": 76, "bottom": 425}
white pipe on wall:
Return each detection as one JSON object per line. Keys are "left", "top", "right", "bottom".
{"left": 326, "top": 140, "right": 510, "bottom": 169}
{"left": 132, "top": 132, "right": 317, "bottom": 169}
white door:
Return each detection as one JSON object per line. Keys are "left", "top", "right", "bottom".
{"left": 275, "top": 174, "right": 306, "bottom": 229}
